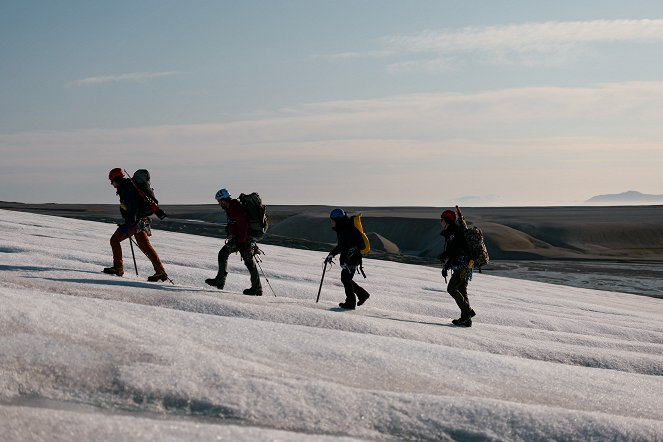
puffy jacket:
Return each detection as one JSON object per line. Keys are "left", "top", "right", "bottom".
{"left": 439, "top": 222, "right": 470, "bottom": 267}
{"left": 116, "top": 178, "right": 141, "bottom": 229}
{"left": 223, "top": 199, "right": 249, "bottom": 244}
{"left": 330, "top": 216, "right": 364, "bottom": 265}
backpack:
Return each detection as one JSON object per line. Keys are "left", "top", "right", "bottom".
{"left": 457, "top": 216, "right": 490, "bottom": 270}
{"left": 239, "top": 192, "right": 268, "bottom": 239}
{"left": 130, "top": 169, "right": 166, "bottom": 219}
{"left": 351, "top": 214, "right": 370, "bottom": 256}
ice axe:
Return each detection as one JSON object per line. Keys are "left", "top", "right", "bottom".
{"left": 316, "top": 257, "right": 334, "bottom": 303}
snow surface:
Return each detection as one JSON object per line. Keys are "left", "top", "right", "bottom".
{"left": 0, "top": 209, "right": 662, "bottom": 441}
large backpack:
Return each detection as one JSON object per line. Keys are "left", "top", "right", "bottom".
{"left": 462, "top": 225, "right": 490, "bottom": 269}
{"left": 456, "top": 207, "right": 489, "bottom": 270}
{"left": 130, "top": 169, "right": 166, "bottom": 219}
{"left": 351, "top": 214, "right": 371, "bottom": 256}
{"left": 239, "top": 192, "right": 268, "bottom": 239}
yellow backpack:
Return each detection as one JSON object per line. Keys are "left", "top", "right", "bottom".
{"left": 351, "top": 214, "right": 370, "bottom": 256}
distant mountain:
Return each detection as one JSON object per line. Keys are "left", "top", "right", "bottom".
{"left": 586, "top": 190, "right": 663, "bottom": 204}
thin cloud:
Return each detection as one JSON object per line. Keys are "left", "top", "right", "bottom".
{"left": 386, "top": 57, "right": 460, "bottom": 74}
{"left": 312, "top": 49, "right": 393, "bottom": 61}
{"left": 7, "top": 81, "right": 663, "bottom": 159}
{"left": 322, "top": 19, "right": 663, "bottom": 70}
{"left": 4, "top": 82, "right": 663, "bottom": 205}
{"left": 383, "top": 19, "right": 663, "bottom": 53}
{"left": 67, "top": 71, "right": 178, "bottom": 87}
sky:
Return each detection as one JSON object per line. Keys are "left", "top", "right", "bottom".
{"left": 2, "top": 209, "right": 663, "bottom": 440}
{"left": 2, "top": 1, "right": 663, "bottom": 206}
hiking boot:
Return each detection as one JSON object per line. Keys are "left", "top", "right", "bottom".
{"left": 103, "top": 266, "right": 124, "bottom": 277}
{"left": 357, "top": 293, "right": 370, "bottom": 306}
{"left": 469, "top": 309, "right": 476, "bottom": 318}
{"left": 243, "top": 287, "right": 263, "bottom": 296}
{"left": 338, "top": 302, "right": 356, "bottom": 310}
{"left": 147, "top": 270, "right": 168, "bottom": 282}
{"left": 452, "top": 317, "right": 473, "bottom": 327}
{"left": 205, "top": 278, "right": 225, "bottom": 290}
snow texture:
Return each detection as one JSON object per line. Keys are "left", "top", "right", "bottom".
{"left": 0, "top": 209, "right": 662, "bottom": 441}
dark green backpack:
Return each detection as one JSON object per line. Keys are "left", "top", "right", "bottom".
{"left": 239, "top": 192, "right": 268, "bottom": 239}
{"left": 131, "top": 169, "right": 162, "bottom": 218}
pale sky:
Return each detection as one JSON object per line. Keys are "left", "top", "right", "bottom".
{"left": 2, "top": 1, "right": 663, "bottom": 206}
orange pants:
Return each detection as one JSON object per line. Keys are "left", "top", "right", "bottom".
{"left": 110, "top": 225, "right": 164, "bottom": 272}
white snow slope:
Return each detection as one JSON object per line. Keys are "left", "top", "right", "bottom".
{"left": 1, "top": 209, "right": 662, "bottom": 441}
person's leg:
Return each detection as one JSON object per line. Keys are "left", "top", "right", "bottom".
{"left": 133, "top": 230, "right": 165, "bottom": 273}
{"left": 339, "top": 267, "right": 357, "bottom": 308}
{"left": 456, "top": 280, "right": 474, "bottom": 318}
{"left": 206, "top": 244, "right": 232, "bottom": 288}
{"left": 447, "top": 272, "right": 472, "bottom": 317}
{"left": 240, "top": 247, "right": 262, "bottom": 295}
{"left": 353, "top": 281, "right": 370, "bottom": 306}
{"left": 217, "top": 245, "right": 232, "bottom": 279}
{"left": 106, "top": 228, "right": 128, "bottom": 275}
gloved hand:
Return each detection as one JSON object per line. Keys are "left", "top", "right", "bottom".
{"left": 324, "top": 254, "right": 334, "bottom": 264}
{"left": 442, "top": 267, "right": 448, "bottom": 279}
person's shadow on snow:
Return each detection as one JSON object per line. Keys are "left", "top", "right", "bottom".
{"left": 28, "top": 276, "right": 180, "bottom": 292}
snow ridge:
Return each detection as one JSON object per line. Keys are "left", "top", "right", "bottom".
{"left": 1, "top": 209, "right": 662, "bottom": 441}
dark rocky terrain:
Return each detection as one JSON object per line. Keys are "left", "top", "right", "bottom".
{"left": 2, "top": 202, "right": 662, "bottom": 297}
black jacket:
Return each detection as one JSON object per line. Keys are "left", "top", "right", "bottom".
{"left": 116, "top": 178, "right": 141, "bottom": 228}
{"left": 439, "top": 223, "right": 470, "bottom": 267}
{"left": 330, "top": 216, "right": 363, "bottom": 265}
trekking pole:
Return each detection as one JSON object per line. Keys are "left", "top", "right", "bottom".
{"left": 129, "top": 236, "right": 139, "bottom": 275}
{"left": 252, "top": 243, "right": 276, "bottom": 297}
{"left": 255, "top": 258, "right": 276, "bottom": 297}
{"left": 316, "top": 259, "right": 331, "bottom": 303}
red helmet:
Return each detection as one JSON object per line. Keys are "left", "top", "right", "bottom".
{"left": 108, "top": 168, "right": 124, "bottom": 182}
{"left": 441, "top": 209, "right": 456, "bottom": 223}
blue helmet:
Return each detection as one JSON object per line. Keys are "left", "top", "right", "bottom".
{"left": 215, "top": 188, "right": 231, "bottom": 201}
{"left": 329, "top": 208, "right": 346, "bottom": 219}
